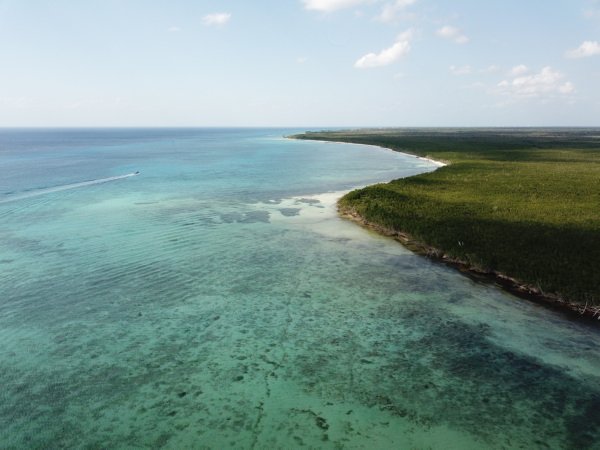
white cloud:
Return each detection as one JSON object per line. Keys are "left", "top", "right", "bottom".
{"left": 565, "top": 41, "right": 600, "bottom": 58}
{"left": 497, "top": 66, "right": 575, "bottom": 98}
{"left": 296, "top": 56, "right": 309, "bottom": 64}
{"left": 449, "top": 65, "right": 472, "bottom": 75}
{"left": 302, "top": 0, "right": 372, "bottom": 12}
{"left": 558, "top": 82, "right": 576, "bottom": 94}
{"left": 354, "top": 30, "right": 413, "bottom": 68}
{"left": 168, "top": 26, "right": 181, "bottom": 32}
{"left": 378, "top": 0, "right": 416, "bottom": 22}
{"left": 202, "top": 12, "right": 231, "bottom": 26}
{"left": 510, "top": 64, "right": 529, "bottom": 76}
{"left": 436, "top": 25, "right": 469, "bottom": 44}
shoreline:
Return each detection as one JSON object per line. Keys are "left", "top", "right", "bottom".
{"left": 288, "top": 134, "right": 600, "bottom": 323}
{"left": 287, "top": 136, "right": 449, "bottom": 168}
{"left": 339, "top": 206, "right": 600, "bottom": 322}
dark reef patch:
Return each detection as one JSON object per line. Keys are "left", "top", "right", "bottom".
{"left": 288, "top": 303, "right": 600, "bottom": 448}
{"left": 278, "top": 208, "right": 301, "bottom": 217}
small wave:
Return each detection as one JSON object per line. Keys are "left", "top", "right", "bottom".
{"left": 0, "top": 172, "right": 139, "bottom": 204}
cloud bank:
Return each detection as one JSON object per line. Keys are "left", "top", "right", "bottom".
{"left": 436, "top": 25, "right": 469, "bottom": 44}
{"left": 497, "top": 67, "right": 575, "bottom": 98}
{"left": 510, "top": 65, "right": 529, "bottom": 76}
{"left": 378, "top": 0, "right": 417, "bottom": 22}
{"left": 354, "top": 30, "right": 413, "bottom": 68}
{"left": 302, "top": 0, "right": 371, "bottom": 12}
{"left": 202, "top": 13, "right": 231, "bottom": 26}
{"left": 566, "top": 41, "right": 600, "bottom": 58}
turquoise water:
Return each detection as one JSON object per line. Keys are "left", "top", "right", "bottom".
{"left": 1, "top": 128, "right": 599, "bottom": 449}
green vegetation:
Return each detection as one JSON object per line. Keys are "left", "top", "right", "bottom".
{"left": 293, "top": 129, "right": 600, "bottom": 308}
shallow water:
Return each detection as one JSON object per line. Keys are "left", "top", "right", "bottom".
{"left": 1, "top": 128, "right": 599, "bottom": 449}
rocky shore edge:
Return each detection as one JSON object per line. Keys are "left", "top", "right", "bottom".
{"left": 339, "top": 206, "right": 600, "bottom": 323}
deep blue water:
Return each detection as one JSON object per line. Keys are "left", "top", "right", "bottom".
{"left": 1, "top": 128, "right": 599, "bottom": 449}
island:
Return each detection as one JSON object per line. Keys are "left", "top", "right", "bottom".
{"left": 291, "top": 128, "right": 600, "bottom": 320}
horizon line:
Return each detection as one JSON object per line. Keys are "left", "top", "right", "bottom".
{"left": 1, "top": 125, "right": 600, "bottom": 130}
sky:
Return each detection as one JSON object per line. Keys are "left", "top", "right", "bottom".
{"left": 0, "top": 0, "right": 599, "bottom": 127}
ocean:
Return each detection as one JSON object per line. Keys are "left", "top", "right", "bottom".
{"left": 1, "top": 128, "right": 599, "bottom": 448}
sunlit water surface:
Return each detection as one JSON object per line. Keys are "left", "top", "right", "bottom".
{"left": 1, "top": 128, "right": 599, "bottom": 449}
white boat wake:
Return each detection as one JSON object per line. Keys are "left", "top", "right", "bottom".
{"left": 0, "top": 172, "right": 139, "bottom": 204}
